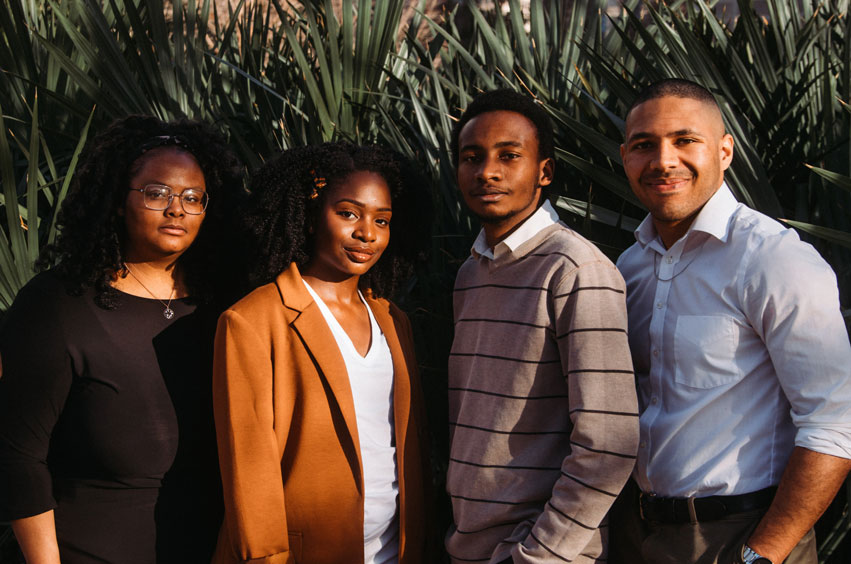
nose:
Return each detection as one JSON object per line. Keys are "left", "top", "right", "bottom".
{"left": 475, "top": 155, "right": 502, "bottom": 182}
{"left": 651, "top": 141, "right": 679, "bottom": 170}
{"left": 164, "top": 193, "right": 185, "bottom": 217}
{"left": 353, "top": 218, "right": 375, "bottom": 242}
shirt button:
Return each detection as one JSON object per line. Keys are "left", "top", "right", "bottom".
{"left": 652, "top": 349, "right": 659, "bottom": 357}
{"left": 651, "top": 397, "right": 658, "bottom": 405}
{"left": 666, "top": 256, "right": 673, "bottom": 264}
{"left": 656, "top": 302, "right": 664, "bottom": 309}
{"left": 639, "top": 441, "right": 647, "bottom": 448}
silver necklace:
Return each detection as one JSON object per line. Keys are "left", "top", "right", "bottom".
{"left": 124, "top": 263, "right": 177, "bottom": 319}
{"left": 653, "top": 237, "right": 708, "bottom": 282}
{"left": 653, "top": 252, "right": 696, "bottom": 282}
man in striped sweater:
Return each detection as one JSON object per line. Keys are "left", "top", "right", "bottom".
{"left": 445, "top": 89, "right": 640, "bottom": 564}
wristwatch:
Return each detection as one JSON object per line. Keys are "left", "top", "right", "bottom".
{"left": 742, "top": 545, "right": 773, "bottom": 564}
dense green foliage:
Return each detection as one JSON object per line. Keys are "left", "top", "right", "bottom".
{"left": 1, "top": 0, "right": 850, "bottom": 561}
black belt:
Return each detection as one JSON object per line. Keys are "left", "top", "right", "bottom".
{"left": 639, "top": 486, "right": 777, "bottom": 524}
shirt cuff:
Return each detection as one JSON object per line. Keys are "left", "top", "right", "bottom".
{"left": 794, "top": 427, "right": 851, "bottom": 460}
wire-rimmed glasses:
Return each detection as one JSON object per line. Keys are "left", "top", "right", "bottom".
{"left": 129, "top": 184, "right": 209, "bottom": 215}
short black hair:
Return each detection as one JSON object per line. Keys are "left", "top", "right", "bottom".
{"left": 627, "top": 78, "right": 720, "bottom": 118}
{"left": 242, "top": 142, "right": 431, "bottom": 298}
{"left": 451, "top": 88, "right": 555, "bottom": 165}
{"left": 39, "top": 115, "right": 244, "bottom": 308}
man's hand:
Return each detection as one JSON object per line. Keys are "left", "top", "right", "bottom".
{"left": 746, "top": 447, "right": 851, "bottom": 562}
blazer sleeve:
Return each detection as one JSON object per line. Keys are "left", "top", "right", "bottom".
{"left": 213, "top": 309, "right": 295, "bottom": 564}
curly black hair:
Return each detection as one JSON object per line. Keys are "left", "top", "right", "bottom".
{"left": 450, "top": 88, "right": 555, "bottom": 165}
{"left": 243, "top": 142, "right": 431, "bottom": 298}
{"left": 38, "top": 115, "right": 244, "bottom": 308}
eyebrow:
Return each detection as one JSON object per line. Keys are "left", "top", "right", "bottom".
{"left": 144, "top": 182, "right": 205, "bottom": 190}
{"left": 626, "top": 128, "right": 704, "bottom": 144}
{"left": 459, "top": 140, "right": 524, "bottom": 153}
{"left": 335, "top": 198, "right": 392, "bottom": 212}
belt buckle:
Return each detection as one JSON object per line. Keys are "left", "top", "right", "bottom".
{"left": 686, "top": 496, "right": 698, "bottom": 524}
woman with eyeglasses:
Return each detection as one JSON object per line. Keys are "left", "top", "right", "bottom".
{"left": 0, "top": 115, "right": 243, "bottom": 563}
{"left": 212, "top": 142, "right": 432, "bottom": 564}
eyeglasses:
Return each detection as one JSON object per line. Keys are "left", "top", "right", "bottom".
{"left": 129, "top": 184, "right": 209, "bottom": 215}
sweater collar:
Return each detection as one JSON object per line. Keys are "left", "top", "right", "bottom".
{"left": 471, "top": 199, "right": 560, "bottom": 260}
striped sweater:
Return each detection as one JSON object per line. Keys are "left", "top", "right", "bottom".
{"left": 446, "top": 222, "right": 639, "bottom": 564}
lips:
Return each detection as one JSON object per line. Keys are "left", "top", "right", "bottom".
{"left": 159, "top": 223, "right": 187, "bottom": 235}
{"left": 344, "top": 246, "right": 375, "bottom": 263}
{"left": 469, "top": 187, "right": 508, "bottom": 202}
{"left": 642, "top": 176, "right": 691, "bottom": 193}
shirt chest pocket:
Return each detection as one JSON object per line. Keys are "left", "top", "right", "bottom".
{"left": 674, "top": 315, "right": 743, "bottom": 389}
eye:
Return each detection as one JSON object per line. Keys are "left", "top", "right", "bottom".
{"left": 145, "top": 186, "right": 171, "bottom": 200}
{"left": 182, "top": 190, "right": 202, "bottom": 204}
{"left": 675, "top": 137, "right": 697, "bottom": 145}
{"left": 500, "top": 152, "right": 520, "bottom": 160}
{"left": 337, "top": 210, "right": 357, "bottom": 219}
{"left": 631, "top": 141, "right": 652, "bottom": 151}
{"left": 375, "top": 217, "right": 391, "bottom": 227}
{"left": 461, "top": 153, "right": 481, "bottom": 164}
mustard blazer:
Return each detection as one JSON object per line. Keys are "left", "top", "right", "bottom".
{"left": 212, "top": 263, "right": 428, "bottom": 564}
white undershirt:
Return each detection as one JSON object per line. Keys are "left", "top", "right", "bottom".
{"left": 302, "top": 280, "right": 399, "bottom": 564}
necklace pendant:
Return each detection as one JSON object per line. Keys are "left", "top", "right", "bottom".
{"left": 163, "top": 307, "right": 175, "bottom": 320}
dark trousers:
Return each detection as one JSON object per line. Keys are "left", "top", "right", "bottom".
{"left": 609, "top": 480, "right": 816, "bottom": 564}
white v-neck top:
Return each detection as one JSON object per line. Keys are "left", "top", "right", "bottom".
{"left": 302, "top": 280, "right": 399, "bottom": 564}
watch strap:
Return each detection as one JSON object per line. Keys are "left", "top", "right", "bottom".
{"left": 742, "top": 545, "right": 773, "bottom": 564}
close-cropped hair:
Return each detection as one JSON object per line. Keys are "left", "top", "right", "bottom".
{"left": 450, "top": 88, "right": 555, "bottom": 165}
{"left": 242, "top": 141, "right": 431, "bottom": 299}
{"left": 627, "top": 78, "right": 720, "bottom": 117}
{"left": 39, "top": 114, "right": 244, "bottom": 308}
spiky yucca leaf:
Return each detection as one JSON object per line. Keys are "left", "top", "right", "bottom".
{"left": 0, "top": 98, "right": 94, "bottom": 309}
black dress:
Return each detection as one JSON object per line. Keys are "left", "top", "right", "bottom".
{"left": 0, "top": 272, "right": 222, "bottom": 564}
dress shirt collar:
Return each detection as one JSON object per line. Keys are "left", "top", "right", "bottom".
{"left": 634, "top": 182, "right": 739, "bottom": 249}
{"left": 471, "top": 199, "right": 560, "bottom": 260}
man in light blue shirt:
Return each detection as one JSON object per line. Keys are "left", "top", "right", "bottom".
{"left": 612, "top": 78, "right": 851, "bottom": 564}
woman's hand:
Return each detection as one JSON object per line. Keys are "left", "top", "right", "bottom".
{"left": 11, "top": 510, "right": 61, "bottom": 564}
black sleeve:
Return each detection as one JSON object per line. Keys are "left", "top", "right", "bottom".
{"left": 0, "top": 275, "right": 73, "bottom": 520}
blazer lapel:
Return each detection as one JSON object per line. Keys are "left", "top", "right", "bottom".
{"left": 368, "top": 298, "right": 412, "bottom": 470}
{"left": 275, "top": 264, "right": 363, "bottom": 488}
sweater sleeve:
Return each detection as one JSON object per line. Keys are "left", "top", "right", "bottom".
{"left": 213, "top": 309, "right": 295, "bottom": 564}
{"left": 514, "top": 260, "right": 639, "bottom": 563}
{"left": 0, "top": 278, "right": 71, "bottom": 520}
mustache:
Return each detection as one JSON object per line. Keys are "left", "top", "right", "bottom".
{"left": 640, "top": 170, "right": 692, "bottom": 182}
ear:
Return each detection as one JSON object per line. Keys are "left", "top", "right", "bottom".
{"left": 538, "top": 157, "right": 555, "bottom": 187}
{"left": 719, "top": 133, "right": 734, "bottom": 171}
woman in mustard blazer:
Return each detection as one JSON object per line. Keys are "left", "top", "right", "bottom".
{"left": 212, "top": 142, "right": 432, "bottom": 564}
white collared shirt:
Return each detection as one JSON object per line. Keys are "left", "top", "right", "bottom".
{"left": 471, "top": 199, "right": 560, "bottom": 260}
{"left": 617, "top": 183, "right": 851, "bottom": 498}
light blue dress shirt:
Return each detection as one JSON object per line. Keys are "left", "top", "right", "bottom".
{"left": 617, "top": 183, "right": 851, "bottom": 498}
